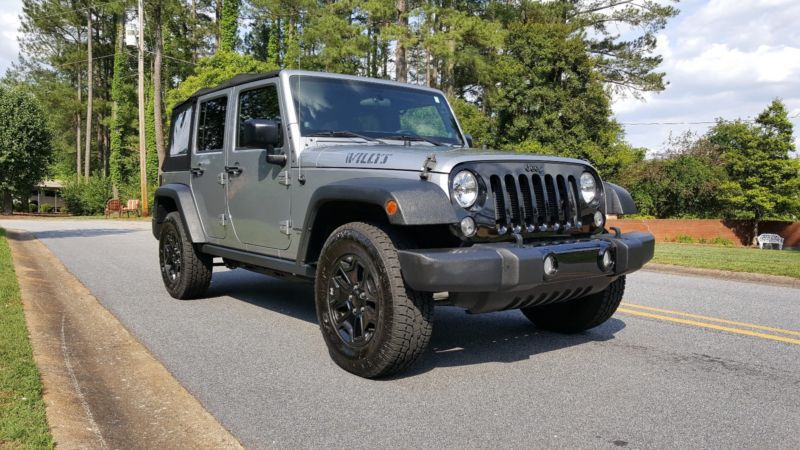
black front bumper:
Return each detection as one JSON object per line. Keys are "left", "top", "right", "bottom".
{"left": 397, "top": 232, "right": 655, "bottom": 313}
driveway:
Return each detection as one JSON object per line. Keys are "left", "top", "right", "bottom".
{"left": 2, "top": 218, "right": 798, "bottom": 448}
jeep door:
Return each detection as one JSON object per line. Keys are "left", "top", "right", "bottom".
{"left": 190, "top": 92, "right": 230, "bottom": 240}
{"left": 225, "top": 80, "right": 291, "bottom": 252}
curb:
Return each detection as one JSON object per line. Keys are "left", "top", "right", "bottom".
{"left": 642, "top": 263, "right": 800, "bottom": 289}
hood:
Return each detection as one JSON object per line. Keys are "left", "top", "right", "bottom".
{"left": 299, "top": 144, "right": 591, "bottom": 174}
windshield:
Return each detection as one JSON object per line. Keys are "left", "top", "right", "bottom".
{"left": 290, "top": 75, "right": 464, "bottom": 146}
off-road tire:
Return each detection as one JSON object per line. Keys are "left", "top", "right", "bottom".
{"left": 158, "top": 212, "right": 212, "bottom": 299}
{"left": 521, "top": 276, "right": 626, "bottom": 333}
{"left": 315, "top": 222, "right": 433, "bottom": 378}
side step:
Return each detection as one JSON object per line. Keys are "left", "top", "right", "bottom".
{"left": 201, "top": 244, "right": 316, "bottom": 279}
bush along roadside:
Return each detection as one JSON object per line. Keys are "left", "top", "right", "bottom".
{"left": 0, "top": 228, "right": 54, "bottom": 448}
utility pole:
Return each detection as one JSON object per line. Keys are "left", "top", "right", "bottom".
{"left": 137, "top": 0, "right": 149, "bottom": 216}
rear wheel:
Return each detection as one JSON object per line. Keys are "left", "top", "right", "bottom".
{"left": 315, "top": 222, "right": 433, "bottom": 378}
{"left": 159, "top": 212, "right": 212, "bottom": 299}
{"left": 521, "top": 276, "right": 625, "bottom": 333}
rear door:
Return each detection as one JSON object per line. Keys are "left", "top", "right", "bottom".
{"left": 190, "top": 93, "right": 229, "bottom": 240}
{"left": 226, "top": 80, "right": 291, "bottom": 251}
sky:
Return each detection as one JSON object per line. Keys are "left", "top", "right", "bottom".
{"left": 1, "top": 0, "right": 799, "bottom": 153}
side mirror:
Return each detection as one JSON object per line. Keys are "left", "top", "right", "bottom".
{"left": 241, "top": 119, "right": 286, "bottom": 165}
{"left": 463, "top": 133, "right": 474, "bottom": 148}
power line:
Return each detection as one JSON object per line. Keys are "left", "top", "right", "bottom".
{"left": 49, "top": 52, "right": 115, "bottom": 68}
{"left": 620, "top": 113, "right": 800, "bottom": 126}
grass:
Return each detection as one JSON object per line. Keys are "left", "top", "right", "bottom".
{"left": 652, "top": 242, "right": 800, "bottom": 279}
{"left": 0, "top": 228, "right": 54, "bottom": 449}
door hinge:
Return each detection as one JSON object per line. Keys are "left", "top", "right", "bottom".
{"left": 278, "top": 170, "right": 291, "bottom": 186}
{"left": 217, "top": 172, "right": 228, "bottom": 185}
{"left": 218, "top": 214, "right": 227, "bottom": 226}
{"left": 280, "top": 219, "right": 292, "bottom": 235}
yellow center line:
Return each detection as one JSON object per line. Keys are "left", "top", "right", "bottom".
{"left": 621, "top": 302, "right": 800, "bottom": 337}
{"left": 616, "top": 308, "right": 800, "bottom": 346}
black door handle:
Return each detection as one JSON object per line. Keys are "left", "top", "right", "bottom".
{"left": 190, "top": 166, "right": 205, "bottom": 176}
{"left": 225, "top": 165, "right": 243, "bottom": 176}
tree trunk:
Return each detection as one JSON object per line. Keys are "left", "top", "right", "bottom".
{"left": 153, "top": 1, "right": 166, "bottom": 172}
{"left": 395, "top": 0, "right": 407, "bottom": 82}
{"left": 191, "top": 0, "right": 198, "bottom": 63}
{"left": 76, "top": 71, "right": 82, "bottom": 178}
{"left": 752, "top": 217, "right": 760, "bottom": 246}
{"left": 84, "top": 9, "right": 93, "bottom": 180}
{"left": 214, "top": 0, "right": 222, "bottom": 49}
{"left": 1, "top": 190, "right": 12, "bottom": 215}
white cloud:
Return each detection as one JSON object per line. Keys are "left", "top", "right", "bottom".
{"left": 0, "top": 0, "right": 22, "bottom": 75}
{"left": 614, "top": 0, "right": 800, "bottom": 152}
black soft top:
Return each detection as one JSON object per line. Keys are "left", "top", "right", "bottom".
{"left": 174, "top": 70, "right": 281, "bottom": 111}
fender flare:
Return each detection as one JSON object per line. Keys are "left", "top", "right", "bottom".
{"left": 298, "top": 177, "right": 459, "bottom": 262}
{"left": 604, "top": 182, "right": 638, "bottom": 216}
{"left": 152, "top": 183, "right": 207, "bottom": 243}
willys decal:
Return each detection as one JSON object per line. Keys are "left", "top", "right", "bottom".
{"left": 345, "top": 152, "right": 392, "bottom": 165}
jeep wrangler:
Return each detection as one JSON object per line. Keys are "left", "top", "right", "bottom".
{"left": 153, "top": 70, "right": 654, "bottom": 378}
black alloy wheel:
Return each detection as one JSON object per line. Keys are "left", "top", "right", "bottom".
{"left": 160, "top": 227, "right": 183, "bottom": 285}
{"left": 326, "top": 253, "right": 381, "bottom": 347}
{"left": 158, "top": 212, "right": 212, "bottom": 299}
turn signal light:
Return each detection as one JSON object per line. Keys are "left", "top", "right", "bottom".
{"left": 385, "top": 200, "right": 398, "bottom": 216}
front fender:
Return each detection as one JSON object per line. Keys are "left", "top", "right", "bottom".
{"left": 152, "top": 183, "right": 207, "bottom": 243}
{"left": 306, "top": 178, "right": 459, "bottom": 226}
{"left": 604, "top": 182, "right": 638, "bottom": 216}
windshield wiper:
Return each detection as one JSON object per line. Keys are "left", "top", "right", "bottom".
{"left": 380, "top": 134, "right": 444, "bottom": 147}
{"left": 306, "top": 130, "right": 383, "bottom": 143}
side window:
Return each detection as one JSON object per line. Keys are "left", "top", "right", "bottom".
{"left": 237, "top": 85, "right": 283, "bottom": 149}
{"left": 196, "top": 96, "right": 228, "bottom": 152}
{"left": 169, "top": 105, "right": 193, "bottom": 156}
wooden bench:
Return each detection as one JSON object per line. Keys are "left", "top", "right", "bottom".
{"left": 121, "top": 199, "right": 140, "bottom": 217}
{"left": 757, "top": 233, "right": 784, "bottom": 250}
{"left": 104, "top": 199, "right": 122, "bottom": 218}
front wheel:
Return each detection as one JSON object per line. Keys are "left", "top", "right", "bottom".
{"left": 315, "top": 222, "right": 433, "bottom": 378}
{"left": 521, "top": 276, "right": 626, "bottom": 333}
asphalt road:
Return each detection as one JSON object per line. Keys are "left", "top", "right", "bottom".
{"left": 3, "top": 218, "right": 799, "bottom": 449}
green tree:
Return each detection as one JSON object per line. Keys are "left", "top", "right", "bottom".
{"left": 220, "top": 0, "right": 241, "bottom": 52}
{"left": 166, "top": 52, "right": 278, "bottom": 113}
{"left": 0, "top": 85, "right": 53, "bottom": 214}
{"left": 709, "top": 100, "right": 800, "bottom": 240}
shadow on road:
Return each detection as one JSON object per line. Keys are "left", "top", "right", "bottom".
{"left": 208, "top": 269, "right": 626, "bottom": 376}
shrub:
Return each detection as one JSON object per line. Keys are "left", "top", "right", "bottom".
{"left": 675, "top": 234, "right": 695, "bottom": 244}
{"left": 710, "top": 236, "right": 734, "bottom": 247}
{"left": 61, "top": 176, "right": 112, "bottom": 215}
{"left": 28, "top": 203, "right": 37, "bottom": 213}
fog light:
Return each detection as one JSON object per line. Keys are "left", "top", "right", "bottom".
{"left": 600, "top": 249, "right": 614, "bottom": 272}
{"left": 460, "top": 217, "right": 476, "bottom": 237}
{"left": 593, "top": 211, "right": 605, "bottom": 228}
{"left": 543, "top": 254, "right": 558, "bottom": 277}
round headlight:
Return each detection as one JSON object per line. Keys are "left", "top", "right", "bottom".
{"left": 580, "top": 171, "right": 597, "bottom": 204}
{"left": 453, "top": 170, "right": 479, "bottom": 208}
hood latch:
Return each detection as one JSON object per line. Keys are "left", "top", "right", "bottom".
{"left": 420, "top": 154, "right": 437, "bottom": 180}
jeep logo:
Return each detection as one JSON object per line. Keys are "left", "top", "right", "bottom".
{"left": 525, "top": 163, "right": 544, "bottom": 174}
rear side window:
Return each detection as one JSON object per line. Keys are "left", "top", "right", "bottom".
{"left": 237, "top": 85, "right": 283, "bottom": 149}
{"left": 169, "top": 105, "right": 193, "bottom": 156}
{"left": 197, "top": 96, "right": 228, "bottom": 152}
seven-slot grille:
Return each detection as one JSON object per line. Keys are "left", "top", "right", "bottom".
{"left": 489, "top": 172, "right": 581, "bottom": 232}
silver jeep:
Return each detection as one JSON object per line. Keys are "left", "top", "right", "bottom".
{"left": 152, "top": 70, "right": 654, "bottom": 378}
